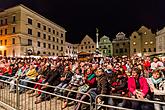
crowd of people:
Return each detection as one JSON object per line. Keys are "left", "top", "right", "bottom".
{"left": 0, "top": 55, "right": 165, "bottom": 110}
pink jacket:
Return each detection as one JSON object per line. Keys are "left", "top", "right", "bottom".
{"left": 128, "top": 76, "right": 148, "bottom": 97}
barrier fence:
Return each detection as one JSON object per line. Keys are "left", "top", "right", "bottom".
{"left": 1, "top": 75, "right": 165, "bottom": 110}
{"left": 0, "top": 75, "right": 93, "bottom": 110}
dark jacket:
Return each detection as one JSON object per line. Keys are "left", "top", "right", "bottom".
{"left": 61, "top": 71, "right": 73, "bottom": 83}
{"left": 47, "top": 69, "right": 61, "bottom": 86}
{"left": 97, "top": 74, "right": 109, "bottom": 100}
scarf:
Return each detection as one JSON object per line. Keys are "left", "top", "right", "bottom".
{"left": 151, "top": 76, "right": 162, "bottom": 85}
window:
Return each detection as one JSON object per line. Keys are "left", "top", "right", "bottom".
{"left": 0, "top": 50, "right": 2, "bottom": 55}
{"left": 61, "top": 47, "right": 63, "bottom": 51}
{"left": 4, "top": 40, "right": 7, "bottom": 45}
{"left": 48, "top": 52, "right": 51, "bottom": 55}
{"left": 28, "top": 39, "right": 32, "bottom": 46}
{"left": 56, "top": 53, "right": 58, "bottom": 56}
{"left": 13, "top": 16, "right": 16, "bottom": 22}
{"left": 61, "top": 33, "right": 63, "bottom": 37}
{"left": 92, "top": 46, "right": 94, "bottom": 48}
{"left": 116, "top": 49, "right": 118, "bottom": 53}
{"left": 145, "top": 42, "right": 148, "bottom": 45}
{"left": 56, "top": 31, "right": 59, "bottom": 35}
{"left": 43, "top": 43, "right": 46, "bottom": 48}
{"left": 37, "top": 32, "right": 41, "bottom": 37}
{"left": 0, "top": 40, "right": 2, "bottom": 45}
{"left": 89, "top": 46, "right": 91, "bottom": 48}
{"left": 84, "top": 42, "right": 86, "bottom": 44}
{"left": 0, "top": 30, "right": 2, "bottom": 35}
{"left": 108, "top": 45, "right": 111, "bottom": 48}
{"left": 37, "top": 23, "right": 41, "bottom": 28}
{"left": 88, "top": 42, "right": 90, "bottom": 44}
{"left": 123, "top": 43, "right": 125, "bottom": 45}
{"left": 43, "top": 52, "right": 46, "bottom": 54}
{"left": 134, "top": 36, "right": 136, "bottom": 38}
{"left": 12, "top": 38, "right": 15, "bottom": 44}
{"left": 28, "top": 18, "right": 32, "bottom": 25}
{"left": 81, "top": 46, "right": 83, "bottom": 49}
{"left": 48, "top": 44, "right": 51, "bottom": 49}
{"left": 116, "top": 43, "right": 119, "bottom": 46}
{"left": 28, "top": 28, "right": 32, "bottom": 35}
{"left": 56, "top": 46, "right": 59, "bottom": 50}
{"left": 4, "top": 50, "right": 6, "bottom": 56}
{"left": 154, "top": 48, "right": 156, "bottom": 52}
{"left": 144, "top": 48, "right": 146, "bottom": 52}
{"left": 57, "top": 38, "right": 59, "bottom": 43}
{"left": 43, "top": 25, "right": 46, "bottom": 30}
{"left": 61, "top": 40, "right": 63, "bottom": 44}
{"left": 48, "top": 28, "right": 51, "bottom": 32}
{"left": 5, "top": 29, "right": 7, "bottom": 34}
{"left": 148, "top": 48, "right": 151, "bottom": 52}
{"left": 125, "top": 48, "right": 127, "bottom": 52}
{"left": 99, "top": 46, "right": 102, "bottom": 48}
{"left": 37, "top": 41, "right": 40, "bottom": 47}
{"left": 48, "top": 35, "right": 51, "bottom": 40}
{"left": 109, "top": 50, "right": 111, "bottom": 53}
{"left": 85, "top": 46, "right": 87, "bottom": 49}
{"left": 53, "top": 30, "right": 55, "bottom": 34}
{"left": 119, "top": 48, "right": 123, "bottom": 53}
{"left": 133, "top": 42, "right": 136, "bottom": 45}
{"left": 53, "top": 37, "right": 55, "bottom": 41}
{"left": 53, "top": 53, "right": 55, "bottom": 55}
{"left": 5, "top": 18, "right": 7, "bottom": 24}
{"left": 13, "top": 27, "right": 15, "bottom": 33}
{"left": 37, "top": 51, "right": 40, "bottom": 55}
{"left": 0, "top": 20, "right": 3, "bottom": 25}
{"left": 43, "top": 34, "right": 46, "bottom": 39}
{"left": 134, "top": 49, "right": 136, "bottom": 52}
{"left": 53, "top": 45, "right": 55, "bottom": 49}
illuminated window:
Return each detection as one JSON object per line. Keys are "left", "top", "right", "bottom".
{"left": 145, "top": 42, "right": 148, "bottom": 45}
{"left": 133, "top": 42, "right": 136, "bottom": 45}
{"left": 150, "top": 41, "right": 153, "bottom": 44}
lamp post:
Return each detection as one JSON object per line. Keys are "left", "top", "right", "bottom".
{"left": 96, "top": 28, "right": 99, "bottom": 49}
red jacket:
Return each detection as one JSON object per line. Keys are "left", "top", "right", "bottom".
{"left": 128, "top": 76, "right": 148, "bottom": 97}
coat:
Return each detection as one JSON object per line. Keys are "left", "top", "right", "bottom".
{"left": 128, "top": 76, "right": 148, "bottom": 97}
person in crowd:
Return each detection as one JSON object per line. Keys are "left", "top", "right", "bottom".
{"left": 147, "top": 69, "right": 165, "bottom": 110}
{"left": 151, "top": 57, "right": 164, "bottom": 70}
{"left": 19, "top": 63, "right": 38, "bottom": 93}
{"left": 62, "top": 67, "right": 84, "bottom": 108}
{"left": 108, "top": 70, "right": 128, "bottom": 108}
{"left": 128, "top": 67, "right": 153, "bottom": 110}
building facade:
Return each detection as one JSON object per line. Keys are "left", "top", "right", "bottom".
{"left": 99, "top": 35, "right": 113, "bottom": 56}
{"left": 78, "top": 35, "right": 96, "bottom": 53}
{"left": 0, "top": 4, "right": 66, "bottom": 57}
{"left": 65, "top": 42, "right": 78, "bottom": 58}
{"left": 112, "top": 32, "right": 130, "bottom": 57}
{"left": 130, "top": 26, "right": 156, "bottom": 56}
{"left": 156, "top": 27, "right": 165, "bottom": 54}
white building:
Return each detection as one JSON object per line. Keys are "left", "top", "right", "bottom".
{"left": 156, "top": 27, "right": 165, "bottom": 54}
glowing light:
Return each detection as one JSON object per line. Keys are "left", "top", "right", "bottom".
{"left": 145, "top": 42, "right": 148, "bottom": 45}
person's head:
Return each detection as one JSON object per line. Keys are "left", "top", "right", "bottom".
{"left": 18, "top": 62, "right": 24, "bottom": 68}
{"left": 30, "top": 63, "right": 35, "bottom": 70}
{"left": 131, "top": 68, "right": 141, "bottom": 79}
{"left": 96, "top": 68, "right": 104, "bottom": 77}
{"left": 153, "top": 57, "right": 159, "bottom": 62}
{"left": 152, "top": 69, "right": 162, "bottom": 80}
{"left": 75, "top": 67, "right": 82, "bottom": 75}
{"left": 64, "top": 66, "right": 69, "bottom": 72}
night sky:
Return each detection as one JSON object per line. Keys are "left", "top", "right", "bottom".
{"left": 0, "top": 0, "right": 165, "bottom": 44}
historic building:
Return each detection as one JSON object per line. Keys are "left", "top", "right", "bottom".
{"left": 156, "top": 27, "right": 165, "bottom": 54}
{"left": 0, "top": 4, "right": 66, "bottom": 57}
{"left": 99, "top": 35, "right": 113, "bottom": 56}
{"left": 130, "top": 26, "right": 156, "bottom": 56}
{"left": 78, "top": 35, "right": 96, "bottom": 53}
{"left": 112, "top": 32, "right": 130, "bottom": 57}
{"left": 65, "top": 42, "right": 78, "bottom": 58}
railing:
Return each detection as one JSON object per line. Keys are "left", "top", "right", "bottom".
{"left": 95, "top": 94, "right": 165, "bottom": 110}
{"left": 1, "top": 75, "right": 165, "bottom": 110}
{"left": 0, "top": 75, "right": 92, "bottom": 110}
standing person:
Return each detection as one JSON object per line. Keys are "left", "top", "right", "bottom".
{"left": 147, "top": 69, "right": 165, "bottom": 110}
{"left": 128, "top": 68, "right": 153, "bottom": 110}
{"left": 151, "top": 57, "right": 164, "bottom": 70}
